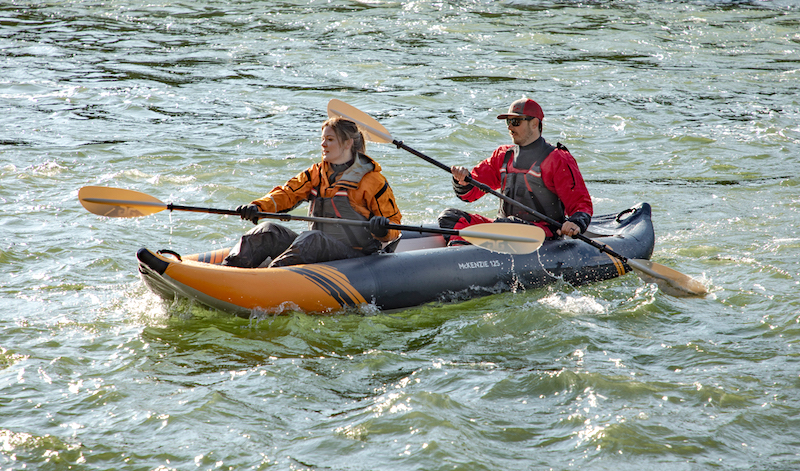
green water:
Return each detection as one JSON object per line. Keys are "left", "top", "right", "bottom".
{"left": 2, "top": 1, "right": 799, "bottom": 469}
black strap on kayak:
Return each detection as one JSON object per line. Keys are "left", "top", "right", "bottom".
{"left": 157, "top": 249, "right": 182, "bottom": 261}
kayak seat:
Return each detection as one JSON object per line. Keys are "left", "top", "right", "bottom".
{"left": 394, "top": 227, "right": 447, "bottom": 253}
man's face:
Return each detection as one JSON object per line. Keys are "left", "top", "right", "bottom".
{"left": 507, "top": 117, "right": 539, "bottom": 146}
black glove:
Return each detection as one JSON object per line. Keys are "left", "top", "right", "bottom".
{"left": 368, "top": 216, "right": 390, "bottom": 238}
{"left": 236, "top": 204, "right": 261, "bottom": 224}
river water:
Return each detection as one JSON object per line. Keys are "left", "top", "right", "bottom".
{"left": 2, "top": 1, "right": 799, "bottom": 469}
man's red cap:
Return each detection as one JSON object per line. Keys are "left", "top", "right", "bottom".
{"left": 497, "top": 98, "right": 544, "bottom": 121}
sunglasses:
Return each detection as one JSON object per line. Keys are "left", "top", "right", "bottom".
{"left": 506, "top": 117, "right": 535, "bottom": 127}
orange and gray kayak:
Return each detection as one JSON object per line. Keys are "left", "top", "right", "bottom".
{"left": 137, "top": 203, "right": 655, "bottom": 317}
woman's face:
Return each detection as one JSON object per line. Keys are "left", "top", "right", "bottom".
{"left": 321, "top": 125, "right": 353, "bottom": 164}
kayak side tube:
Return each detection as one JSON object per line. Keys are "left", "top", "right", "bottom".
{"left": 136, "top": 203, "right": 655, "bottom": 316}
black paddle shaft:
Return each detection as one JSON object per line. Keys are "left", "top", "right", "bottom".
{"left": 166, "top": 203, "right": 460, "bottom": 237}
{"left": 390, "top": 139, "right": 632, "bottom": 264}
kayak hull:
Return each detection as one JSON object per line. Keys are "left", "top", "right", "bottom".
{"left": 137, "top": 203, "right": 655, "bottom": 317}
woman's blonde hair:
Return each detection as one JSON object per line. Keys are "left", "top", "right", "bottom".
{"left": 321, "top": 117, "right": 366, "bottom": 156}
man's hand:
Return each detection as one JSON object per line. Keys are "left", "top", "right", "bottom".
{"left": 451, "top": 166, "right": 470, "bottom": 186}
{"left": 557, "top": 221, "right": 580, "bottom": 237}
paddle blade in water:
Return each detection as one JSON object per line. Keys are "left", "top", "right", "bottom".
{"left": 327, "top": 99, "right": 394, "bottom": 144}
{"left": 79, "top": 186, "right": 167, "bottom": 218}
{"left": 460, "top": 223, "right": 545, "bottom": 254}
{"left": 627, "top": 258, "right": 708, "bottom": 297}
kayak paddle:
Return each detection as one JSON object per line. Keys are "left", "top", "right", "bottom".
{"left": 78, "top": 186, "right": 544, "bottom": 255}
{"left": 327, "top": 99, "right": 708, "bottom": 296}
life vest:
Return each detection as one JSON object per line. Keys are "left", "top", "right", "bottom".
{"left": 308, "top": 153, "right": 377, "bottom": 251}
{"left": 499, "top": 138, "right": 566, "bottom": 231}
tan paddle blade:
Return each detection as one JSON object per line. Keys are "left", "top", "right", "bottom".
{"left": 460, "top": 223, "right": 545, "bottom": 254}
{"left": 627, "top": 258, "right": 708, "bottom": 296}
{"left": 327, "top": 99, "right": 394, "bottom": 144}
{"left": 79, "top": 186, "right": 167, "bottom": 218}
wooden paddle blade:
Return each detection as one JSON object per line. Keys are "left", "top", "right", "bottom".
{"left": 627, "top": 258, "right": 708, "bottom": 297}
{"left": 327, "top": 99, "right": 394, "bottom": 144}
{"left": 78, "top": 186, "right": 167, "bottom": 218}
{"left": 460, "top": 223, "right": 545, "bottom": 254}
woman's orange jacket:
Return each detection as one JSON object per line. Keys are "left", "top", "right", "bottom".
{"left": 250, "top": 154, "right": 402, "bottom": 242}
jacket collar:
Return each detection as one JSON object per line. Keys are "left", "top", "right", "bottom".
{"left": 324, "top": 152, "right": 377, "bottom": 187}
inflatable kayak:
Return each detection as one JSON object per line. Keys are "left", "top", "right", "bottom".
{"left": 136, "top": 203, "right": 655, "bottom": 317}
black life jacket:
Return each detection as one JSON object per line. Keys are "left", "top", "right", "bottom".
{"left": 499, "top": 138, "right": 566, "bottom": 231}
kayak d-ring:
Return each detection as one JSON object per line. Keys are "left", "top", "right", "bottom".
{"left": 615, "top": 207, "right": 636, "bottom": 223}
{"left": 157, "top": 249, "right": 182, "bottom": 261}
